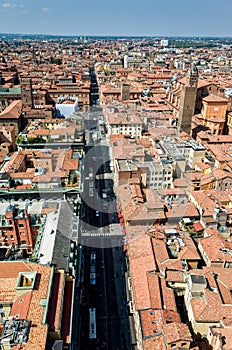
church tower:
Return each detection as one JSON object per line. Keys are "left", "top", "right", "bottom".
{"left": 177, "top": 64, "right": 198, "bottom": 135}
{"left": 20, "top": 77, "right": 34, "bottom": 108}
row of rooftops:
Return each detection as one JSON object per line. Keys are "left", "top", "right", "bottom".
{"left": 0, "top": 199, "right": 58, "bottom": 216}
{"left": 0, "top": 148, "right": 80, "bottom": 190}
{"left": 1, "top": 37, "right": 232, "bottom": 349}
{"left": 1, "top": 37, "right": 232, "bottom": 92}
{"left": 19, "top": 118, "right": 84, "bottom": 141}
{"left": 0, "top": 261, "right": 53, "bottom": 349}
{"left": 0, "top": 193, "right": 77, "bottom": 347}
{"left": 125, "top": 215, "right": 232, "bottom": 347}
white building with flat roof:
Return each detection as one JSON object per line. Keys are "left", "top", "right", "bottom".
{"left": 56, "top": 96, "right": 78, "bottom": 118}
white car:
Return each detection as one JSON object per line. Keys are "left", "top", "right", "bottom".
{"left": 95, "top": 210, "right": 100, "bottom": 217}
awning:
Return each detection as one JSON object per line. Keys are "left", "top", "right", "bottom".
{"left": 193, "top": 222, "right": 204, "bottom": 232}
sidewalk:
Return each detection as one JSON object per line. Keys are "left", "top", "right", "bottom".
{"left": 112, "top": 246, "right": 131, "bottom": 350}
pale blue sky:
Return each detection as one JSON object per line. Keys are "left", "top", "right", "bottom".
{"left": 0, "top": 0, "right": 231, "bottom": 37}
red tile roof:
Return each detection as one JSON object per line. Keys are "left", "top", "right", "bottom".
{"left": 0, "top": 100, "right": 22, "bottom": 119}
{"left": 0, "top": 262, "right": 53, "bottom": 349}
{"left": 10, "top": 292, "right": 32, "bottom": 320}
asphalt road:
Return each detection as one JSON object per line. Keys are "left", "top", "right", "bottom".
{"left": 74, "top": 106, "right": 131, "bottom": 350}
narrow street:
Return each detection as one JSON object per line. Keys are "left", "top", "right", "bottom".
{"left": 72, "top": 71, "right": 132, "bottom": 350}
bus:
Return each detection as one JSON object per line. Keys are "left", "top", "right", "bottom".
{"left": 89, "top": 308, "right": 97, "bottom": 339}
{"left": 90, "top": 252, "right": 96, "bottom": 285}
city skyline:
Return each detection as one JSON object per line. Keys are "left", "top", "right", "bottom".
{"left": 0, "top": 0, "right": 232, "bottom": 37}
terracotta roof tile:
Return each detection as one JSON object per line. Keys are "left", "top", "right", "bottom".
{"left": 128, "top": 235, "right": 156, "bottom": 310}
{"left": 0, "top": 262, "right": 53, "bottom": 349}
{"left": 164, "top": 322, "right": 192, "bottom": 344}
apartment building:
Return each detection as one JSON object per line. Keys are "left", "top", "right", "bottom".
{"left": 106, "top": 111, "right": 143, "bottom": 138}
{"left": 0, "top": 203, "right": 40, "bottom": 252}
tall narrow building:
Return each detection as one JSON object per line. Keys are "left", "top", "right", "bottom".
{"left": 177, "top": 64, "right": 198, "bottom": 135}
{"left": 121, "top": 83, "right": 130, "bottom": 101}
{"left": 20, "top": 77, "right": 34, "bottom": 108}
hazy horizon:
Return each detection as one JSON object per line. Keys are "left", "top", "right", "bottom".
{"left": 0, "top": 0, "right": 231, "bottom": 37}
{"left": 1, "top": 33, "right": 232, "bottom": 39}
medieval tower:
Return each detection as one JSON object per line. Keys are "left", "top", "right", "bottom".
{"left": 177, "top": 64, "right": 198, "bottom": 135}
{"left": 20, "top": 77, "right": 34, "bottom": 108}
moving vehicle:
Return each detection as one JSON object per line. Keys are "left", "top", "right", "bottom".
{"left": 89, "top": 308, "right": 97, "bottom": 339}
{"left": 90, "top": 252, "right": 96, "bottom": 285}
{"left": 89, "top": 167, "right": 93, "bottom": 179}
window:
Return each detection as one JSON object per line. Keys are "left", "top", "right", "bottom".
{"left": 21, "top": 240, "right": 27, "bottom": 244}
{"left": 19, "top": 224, "right": 24, "bottom": 228}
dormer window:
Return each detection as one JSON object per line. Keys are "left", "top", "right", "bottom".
{"left": 15, "top": 272, "right": 37, "bottom": 290}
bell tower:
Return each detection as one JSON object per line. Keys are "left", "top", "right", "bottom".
{"left": 177, "top": 64, "right": 198, "bottom": 135}
{"left": 186, "top": 64, "right": 198, "bottom": 87}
